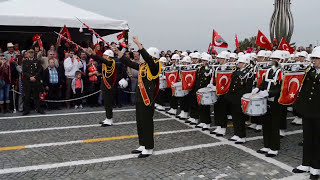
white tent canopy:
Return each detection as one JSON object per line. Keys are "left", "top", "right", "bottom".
{"left": 0, "top": 0, "right": 128, "bottom": 30}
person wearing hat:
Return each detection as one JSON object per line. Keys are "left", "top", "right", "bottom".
{"left": 225, "top": 54, "right": 254, "bottom": 144}
{"left": 22, "top": 49, "right": 44, "bottom": 115}
{"left": 154, "top": 57, "right": 168, "bottom": 111}
{"left": 114, "top": 37, "right": 162, "bottom": 158}
{"left": 176, "top": 56, "right": 192, "bottom": 120}
{"left": 166, "top": 54, "right": 180, "bottom": 116}
{"left": 255, "top": 50, "right": 283, "bottom": 157}
{"left": 3, "top": 42, "right": 18, "bottom": 63}
{"left": 194, "top": 53, "right": 213, "bottom": 131}
{"left": 293, "top": 47, "right": 320, "bottom": 180}
{"left": 209, "top": 51, "right": 231, "bottom": 136}
{"left": 86, "top": 48, "right": 118, "bottom": 126}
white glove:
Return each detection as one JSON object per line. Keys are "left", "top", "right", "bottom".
{"left": 259, "top": 90, "right": 269, "bottom": 98}
{"left": 251, "top": 88, "right": 259, "bottom": 94}
{"left": 291, "top": 65, "right": 299, "bottom": 72}
{"left": 159, "top": 74, "right": 163, "bottom": 78}
{"left": 119, "top": 78, "right": 128, "bottom": 89}
{"left": 207, "top": 84, "right": 216, "bottom": 91}
{"left": 220, "top": 65, "right": 227, "bottom": 71}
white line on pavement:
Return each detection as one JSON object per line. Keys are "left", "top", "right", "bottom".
{"left": 19, "top": 129, "right": 198, "bottom": 150}
{"left": 0, "top": 108, "right": 136, "bottom": 120}
{"left": 0, "top": 118, "right": 173, "bottom": 134}
{"left": 156, "top": 110, "right": 296, "bottom": 174}
{"left": 0, "top": 142, "right": 225, "bottom": 175}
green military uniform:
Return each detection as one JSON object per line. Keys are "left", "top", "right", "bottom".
{"left": 90, "top": 55, "right": 116, "bottom": 121}
{"left": 295, "top": 67, "right": 320, "bottom": 172}
{"left": 120, "top": 48, "right": 160, "bottom": 151}
{"left": 194, "top": 65, "right": 212, "bottom": 125}
{"left": 22, "top": 56, "right": 43, "bottom": 114}
{"left": 225, "top": 66, "right": 254, "bottom": 139}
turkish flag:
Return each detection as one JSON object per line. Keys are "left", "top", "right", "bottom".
{"left": 215, "top": 72, "right": 233, "bottom": 95}
{"left": 235, "top": 34, "right": 240, "bottom": 51}
{"left": 256, "top": 69, "right": 268, "bottom": 87}
{"left": 212, "top": 29, "right": 228, "bottom": 48}
{"left": 256, "top": 30, "right": 273, "bottom": 50}
{"left": 57, "top": 25, "right": 71, "bottom": 46}
{"left": 241, "top": 98, "right": 250, "bottom": 113}
{"left": 278, "top": 72, "right": 305, "bottom": 105}
{"left": 165, "top": 71, "right": 178, "bottom": 88}
{"left": 120, "top": 41, "right": 127, "bottom": 48}
{"left": 196, "top": 93, "right": 202, "bottom": 105}
{"left": 278, "top": 38, "right": 294, "bottom": 54}
{"left": 117, "top": 30, "right": 126, "bottom": 41}
{"left": 32, "top": 34, "right": 43, "bottom": 48}
{"left": 181, "top": 70, "right": 196, "bottom": 90}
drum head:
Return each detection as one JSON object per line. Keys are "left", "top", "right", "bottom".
{"left": 198, "top": 87, "right": 214, "bottom": 93}
{"left": 172, "top": 82, "right": 182, "bottom": 87}
{"left": 243, "top": 93, "right": 263, "bottom": 100}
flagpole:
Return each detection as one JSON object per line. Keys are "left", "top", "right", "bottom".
{"left": 75, "top": 17, "right": 111, "bottom": 47}
{"left": 54, "top": 31, "right": 84, "bottom": 50}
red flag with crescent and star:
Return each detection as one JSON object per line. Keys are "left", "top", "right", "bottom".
{"left": 212, "top": 29, "right": 228, "bottom": 48}
{"left": 57, "top": 25, "right": 71, "bottom": 46}
{"left": 181, "top": 70, "right": 196, "bottom": 90}
{"left": 256, "top": 69, "right": 268, "bottom": 87}
{"left": 278, "top": 38, "right": 294, "bottom": 54}
{"left": 32, "top": 34, "right": 43, "bottom": 48}
{"left": 241, "top": 98, "right": 250, "bottom": 113}
{"left": 278, "top": 72, "right": 305, "bottom": 105}
{"left": 256, "top": 30, "right": 273, "bottom": 50}
{"left": 215, "top": 72, "right": 233, "bottom": 95}
{"left": 196, "top": 93, "right": 203, "bottom": 105}
{"left": 117, "top": 30, "right": 126, "bottom": 41}
{"left": 165, "top": 71, "right": 178, "bottom": 88}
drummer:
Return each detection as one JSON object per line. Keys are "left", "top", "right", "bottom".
{"left": 167, "top": 54, "right": 181, "bottom": 116}
{"left": 177, "top": 56, "right": 192, "bottom": 120}
{"left": 186, "top": 52, "right": 202, "bottom": 125}
{"left": 254, "top": 50, "right": 283, "bottom": 157}
{"left": 249, "top": 50, "right": 268, "bottom": 132}
{"left": 225, "top": 54, "right": 254, "bottom": 144}
{"left": 155, "top": 57, "right": 168, "bottom": 111}
{"left": 194, "top": 53, "right": 213, "bottom": 131}
{"left": 209, "top": 51, "right": 231, "bottom": 136}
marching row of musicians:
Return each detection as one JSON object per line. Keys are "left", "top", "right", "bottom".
{"left": 155, "top": 48, "right": 320, "bottom": 179}
{"left": 85, "top": 39, "right": 319, "bottom": 178}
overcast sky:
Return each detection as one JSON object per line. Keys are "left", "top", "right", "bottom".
{"left": 64, "top": 0, "right": 319, "bottom": 52}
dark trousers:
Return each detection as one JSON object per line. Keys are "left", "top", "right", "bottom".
{"left": 214, "top": 96, "right": 228, "bottom": 128}
{"left": 136, "top": 102, "right": 155, "bottom": 149}
{"left": 23, "top": 82, "right": 40, "bottom": 112}
{"left": 302, "top": 118, "right": 320, "bottom": 169}
{"left": 114, "top": 86, "right": 122, "bottom": 107}
{"left": 189, "top": 90, "right": 199, "bottom": 119}
{"left": 65, "top": 78, "right": 73, "bottom": 106}
{"left": 199, "top": 105, "right": 211, "bottom": 124}
{"left": 169, "top": 90, "right": 179, "bottom": 109}
{"left": 180, "top": 93, "right": 190, "bottom": 112}
{"left": 251, "top": 116, "right": 263, "bottom": 125}
{"left": 155, "top": 90, "right": 166, "bottom": 106}
{"left": 47, "top": 83, "right": 60, "bottom": 109}
{"left": 74, "top": 88, "right": 82, "bottom": 106}
{"left": 103, "top": 89, "right": 114, "bottom": 119}
{"left": 279, "top": 105, "right": 287, "bottom": 130}
{"left": 231, "top": 103, "right": 247, "bottom": 138}
{"left": 87, "top": 81, "right": 100, "bottom": 106}
{"left": 263, "top": 101, "right": 281, "bottom": 150}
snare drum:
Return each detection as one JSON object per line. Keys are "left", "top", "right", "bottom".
{"left": 196, "top": 87, "right": 217, "bottom": 105}
{"left": 159, "top": 77, "right": 167, "bottom": 89}
{"left": 241, "top": 93, "right": 267, "bottom": 116}
{"left": 172, "top": 82, "right": 189, "bottom": 97}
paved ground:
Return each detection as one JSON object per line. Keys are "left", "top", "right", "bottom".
{"left": 0, "top": 106, "right": 309, "bottom": 179}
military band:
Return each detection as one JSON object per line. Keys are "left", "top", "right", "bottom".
{"left": 82, "top": 38, "right": 319, "bottom": 179}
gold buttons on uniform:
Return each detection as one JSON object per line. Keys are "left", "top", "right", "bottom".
{"left": 312, "top": 87, "right": 315, "bottom": 90}
{"left": 311, "top": 92, "right": 313, "bottom": 95}
{"left": 309, "top": 98, "right": 312, "bottom": 100}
